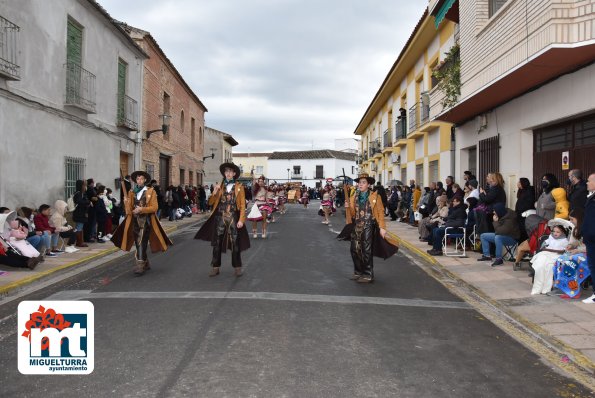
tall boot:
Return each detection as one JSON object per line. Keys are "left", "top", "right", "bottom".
{"left": 75, "top": 231, "right": 88, "bottom": 248}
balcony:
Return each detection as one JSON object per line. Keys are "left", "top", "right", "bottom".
{"left": 395, "top": 118, "right": 407, "bottom": 142}
{"left": 291, "top": 172, "right": 302, "bottom": 180}
{"left": 408, "top": 103, "right": 418, "bottom": 133}
{"left": 382, "top": 129, "right": 392, "bottom": 148}
{"left": 420, "top": 93, "right": 430, "bottom": 126}
{"left": 0, "top": 15, "right": 20, "bottom": 80}
{"left": 117, "top": 94, "right": 139, "bottom": 130}
{"left": 65, "top": 61, "right": 96, "bottom": 113}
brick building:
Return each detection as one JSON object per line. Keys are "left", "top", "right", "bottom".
{"left": 122, "top": 24, "right": 208, "bottom": 189}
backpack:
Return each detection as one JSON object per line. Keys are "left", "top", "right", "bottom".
{"left": 67, "top": 193, "right": 77, "bottom": 212}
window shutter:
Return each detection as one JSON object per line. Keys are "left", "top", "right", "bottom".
{"left": 117, "top": 60, "right": 127, "bottom": 122}
{"left": 66, "top": 20, "right": 82, "bottom": 66}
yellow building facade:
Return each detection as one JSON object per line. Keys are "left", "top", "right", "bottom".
{"left": 232, "top": 153, "right": 271, "bottom": 179}
{"left": 355, "top": 9, "right": 456, "bottom": 187}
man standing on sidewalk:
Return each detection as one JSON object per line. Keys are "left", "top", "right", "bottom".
{"left": 195, "top": 162, "right": 250, "bottom": 277}
{"left": 111, "top": 170, "right": 173, "bottom": 276}
{"left": 581, "top": 173, "right": 595, "bottom": 304}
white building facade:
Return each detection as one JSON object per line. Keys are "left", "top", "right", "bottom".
{"left": 267, "top": 150, "right": 357, "bottom": 188}
{"left": 0, "top": 0, "right": 147, "bottom": 208}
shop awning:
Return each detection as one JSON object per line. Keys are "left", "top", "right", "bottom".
{"left": 434, "top": 0, "right": 458, "bottom": 28}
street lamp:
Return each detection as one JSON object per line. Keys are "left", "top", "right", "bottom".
{"left": 287, "top": 168, "right": 290, "bottom": 181}
{"left": 146, "top": 114, "right": 171, "bottom": 139}
{"left": 203, "top": 147, "right": 217, "bottom": 161}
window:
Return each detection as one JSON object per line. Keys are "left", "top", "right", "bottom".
{"left": 65, "top": 17, "right": 95, "bottom": 112}
{"left": 199, "top": 127, "right": 203, "bottom": 146}
{"left": 189, "top": 170, "right": 193, "bottom": 186}
{"left": 163, "top": 92, "right": 171, "bottom": 140}
{"left": 191, "top": 118, "right": 196, "bottom": 152}
{"left": 64, "top": 156, "right": 86, "bottom": 199}
{"left": 315, "top": 165, "right": 324, "bottom": 179}
{"left": 0, "top": 15, "right": 20, "bottom": 80}
{"left": 479, "top": 135, "right": 500, "bottom": 187}
{"left": 415, "top": 164, "right": 423, "bottom": 185}
{"left": 256, "top": 166, "right": 264, "bottom": 174}
{"left": 180, "top": 168, "right": 185, "bottom": 185}
{"left": 116, "top": 58, "right": 137, "bottom": 129}
{"left": 489, "top": 0, "right": 508, "bottom": 17}
{"left": 293, "top": 166, "right": 301, "bottom": 175}
{"left": 197, "top": 172, "right": 202, "bottom": 186}
{"left": 429, "top": 160, "right": 439, "bottom": 184}
{"left": 180, "top": 110, "right": 185, "bottom": 133}
{"left": 145, "top": 163, "right": 155, "bottom": 179}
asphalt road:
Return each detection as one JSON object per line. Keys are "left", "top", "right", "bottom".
{"left": 0, "top": 204, "right": 591, "bottom": 397}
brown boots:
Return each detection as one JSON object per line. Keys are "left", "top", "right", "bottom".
{"left": 208, "top": 267, "right": 242, "bottom": 277}
{"left": 133, "top": 259, "right": 151, "bottom": 276}
{"left": 75, "top": 231, "right": 88, "bottom": 247}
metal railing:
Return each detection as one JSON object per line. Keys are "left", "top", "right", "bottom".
{"left": 117, "top": 94, "right": 138, "bottom": 130}
{"left": 291, "top": 172, "right": 303, "bottom": 179}
{"left": 0, "top": 15, "right": 20, "bottom": 80}
{"left": 65, "top": 61, "right": 96, "bottom": 113}
{"left": 409, "top": 103, "right": 418, "bottom": 133}
{"left": 395, "top": 118, "right": 406, "bottom": 140}
{"left": 64, "top": 156, "right": 86, "bottom": 200}
{"left": 383, "top": 129, "right": 392, "bottom": 148}
{"left": 420, "top": 92, "right": 430, "bottom": 125}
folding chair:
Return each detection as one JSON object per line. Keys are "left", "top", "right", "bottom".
{"left": 502, "top": 242, "right": 518, "bottom": 262}
{"left": 442, "top": 227, "right": 466, "bottom": 257}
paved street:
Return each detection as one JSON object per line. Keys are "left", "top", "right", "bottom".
{"left": 0, "top": 204, "right": 592, "bottom": 397}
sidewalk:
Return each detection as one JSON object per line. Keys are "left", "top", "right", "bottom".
{"left": 386, "top": 219, "right": 595, "bottom": 379}
{"left": 0, "top": 214, "right": 206, "bottom": 296}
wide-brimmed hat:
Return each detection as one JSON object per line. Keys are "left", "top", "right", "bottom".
{"left": 354, "top": 173, "right": 375, "bottom": 185}
{"left": 219, "top": 162, "right": 241, "bottom": 178}
{"left": 131, "top": 170, "right": 151, "bottom": 182}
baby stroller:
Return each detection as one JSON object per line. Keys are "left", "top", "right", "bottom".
{"left": 525, "top": 218, "right": 572, "bottom": 283}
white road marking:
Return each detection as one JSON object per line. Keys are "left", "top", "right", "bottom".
{"left": 45, "top": 290, "right": 471, "bottom": 309}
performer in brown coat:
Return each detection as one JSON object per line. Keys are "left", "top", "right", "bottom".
{"left": 338, "top": 173, "right": 398, "bottom": 283}
{"left": 195, "top": 162, "right": 250, "bottom": 277}
{"left": 111, "top": 170, "right": 173, "bottom": 275}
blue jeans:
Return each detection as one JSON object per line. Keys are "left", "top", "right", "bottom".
{"left": 75, "top": 222, "right": 85, "bottom": 232}
{"left": 41, "top": 231, "right": 59, "bottom": 251}
{"left": 409, "top": 206, "right": 415, "bottom": 223}
{"left": 480, "top": 233, "right": 517, "bottom": 258}
{"left": 27, "top": 235, "right": 44, "bottom": 251}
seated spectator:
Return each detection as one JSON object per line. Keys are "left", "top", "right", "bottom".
{"left": 16, "top": 207, "right": 45, "bottom": 254}
{"left": 464, "top": 180, "right": 479, "bottom": 205}
{"left": 0, "top": 211, "right": 41, "bottom": 269}
{"left": 0, "top": 207, "right": 10, "bottom": 214}
{"left": 49, "top": 200, "right": 78, "bottom": 253}
{"left": 451, "top": 183, "right": 464, "bottom": 203}
{"left": 530, "top": 225, "right": 569, "bottom": 295}
{"left": 552, "top": 210, "right": 589, "bottom": 299}
{"left": 477, "top": 202, "right": 520, "bottom": 266}
{"left": 427, "top": 196, "right": 467, "bottom": 256}
{"left": 34, "top": 204, "right": 62, "bottom": 257}
{"left": 419, "top": 194, "right": 448, "bottom": 241}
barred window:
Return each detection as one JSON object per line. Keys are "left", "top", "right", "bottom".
{"left": 64, "top": 156, "right": 86, "bottom": 199}
{"left": 145, "top": 163, "right": 155, "bottom": 179}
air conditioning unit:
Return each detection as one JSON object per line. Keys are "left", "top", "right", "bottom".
{"left": 390, "top": 153, "right": 400, "bottom": 164}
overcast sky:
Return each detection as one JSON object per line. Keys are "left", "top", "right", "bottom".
{"left": 100, "top": 0, "right": 428, "bottom": 152}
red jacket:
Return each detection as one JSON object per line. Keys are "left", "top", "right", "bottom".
{"left": 34, "top": 213, "right": 55, "bottom": 233}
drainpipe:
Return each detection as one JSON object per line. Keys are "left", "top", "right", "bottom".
{"left": 450, "top": 125, "right": 456, "bottom": 179}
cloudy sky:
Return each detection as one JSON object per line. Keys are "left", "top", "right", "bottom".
{"left": 100, "top": 0, "right": 428, "bottom": 152}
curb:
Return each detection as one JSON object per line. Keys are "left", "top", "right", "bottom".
{"left": 0, "top": 220, "right": 197, "bottom": 297}
{"left": 390, "top": 231, "right": 595, "bottom": 389}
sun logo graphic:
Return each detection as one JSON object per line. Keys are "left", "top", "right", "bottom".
{"left": 18, "top": 301, "right": 94, "bottom": 374}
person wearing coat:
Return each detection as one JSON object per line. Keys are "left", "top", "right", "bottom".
{"left": 427, "top": 197, "right": 467, "bottom": 255}
{"left": 567, "top": 169, "right": 588, "bottom": 212}
{"left": 49, "top": 200, "right": 78, "bottom": 253}
{"left": 581, "top": 173, "right": 595, "bottom": 304}
{"left": 514, "top": 178, "right": 535, "bottom": 241}
{"left": 72, "top": 179, "right": 90, "bottom": 247}
{"left": 195, "top": 162, "right": 250, "bottom": 277}
{"left": 111, "top": 170, "right": 173, "bottom": 275}
{"left": 337, "top": 173, "right": 398, "bottom": 283}
{"left": 478, "top": 202, "right": 521, "bottom": 267}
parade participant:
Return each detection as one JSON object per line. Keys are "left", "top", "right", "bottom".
{"left": 320, "top": 186, "right": 333, "bottom": 225}
{"left": 338, "top": 173, "right": 398, "bottom": 283}
{"left": 111, "top": 170, "right": 172, "bottom": 275}
{"left": 247, "top": 175, "right": 273, "bottom": 238}
{"left": 277, "top": 184, "right": 288, "bottom": 214}
{"left": 195, "top": 162, "right": 250, "bottom": 277}
{"left": 300, "top": 187, "right": 310, "bottom": 209}
{"left": 266, "top": 185, "right": 278, "bottom": 223}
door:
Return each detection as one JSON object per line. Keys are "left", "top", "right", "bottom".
{"left": 119, "top": 152, "right": 129, "bottom": 175}
{"left": 117, "top": 59, "right": 127, "bottom": 123}
{"left": 159, "top": 155, "right": 170, "bottom": 188}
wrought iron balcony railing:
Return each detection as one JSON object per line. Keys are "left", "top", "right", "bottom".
{"left": 117, "top": 94, "right": 138, "bottom": 130}
{"left": 65, "top": 61, "right": 96, "bottom": 113}
{"left": 395, "top": 117, "right": 407, "bottom": 140}
{"left": 383, "top": 129, "right": 392, "bottom": 148}
{"left": 409, "top": 103, "right": 418, "bottom": 133}
{"left": 420, "top": 92, "right": 430, "bottom": 125}
{"left": 0, "top": 15, "right": 20, "bottom": 80}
